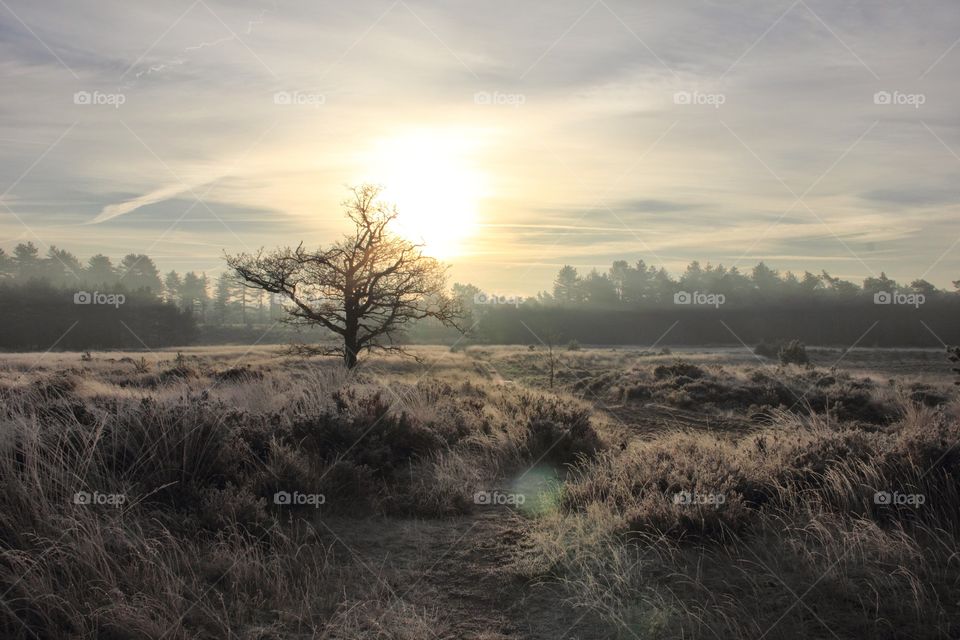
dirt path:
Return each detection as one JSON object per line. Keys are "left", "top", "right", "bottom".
{"left": 320, "top": 507, "right": 603, "bottom": 639}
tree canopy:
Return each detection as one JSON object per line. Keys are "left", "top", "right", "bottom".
{"left": 226, "top": 185, "right": 463, "bottom": 367}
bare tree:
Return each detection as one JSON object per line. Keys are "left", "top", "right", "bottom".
{"left": 226, "top": 185, "right": 463, "bottom": 368}
{"left": 543, "top": 330, "right": 562, "bottom": 389}
{"left": 521, "top": 319, "right": 562, "bottom": 389}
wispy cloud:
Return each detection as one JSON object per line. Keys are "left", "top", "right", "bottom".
{"left": 0, "top": 0, "right": 959, "bottom": 291}
{"left": 88, "top": 180, "right": 211, "bottom": 224}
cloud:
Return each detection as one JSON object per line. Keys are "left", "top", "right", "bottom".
{"left": 1, "top": 0, "right": 959, "bottom": 293}
{"left": 89, "top": 181, "right": 206, "bottom": 224}
{"left": 859, "top": 187, "right": 959, "bottom": 208}
{"left": 127, "top": 2, "right": 276, "bottom": 84}
{"left": 613, "top": 198, "right": 702, "bottom": 213}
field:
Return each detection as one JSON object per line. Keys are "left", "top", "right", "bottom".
{"left": 1, "top": 344, "right": 958, "bottom": 639}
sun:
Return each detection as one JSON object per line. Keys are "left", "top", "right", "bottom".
{"left": 364, "top": 129, "right": 485, "bottom": 259}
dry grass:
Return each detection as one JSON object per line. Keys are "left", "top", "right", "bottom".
{"left": 522, "top": 398, "right": 960, "bottom": 639}
{"left": 0, "top": 346, "right": 957, "bottom": 638}
{"left": 0, "top": 348, "right": 604, "bottom": 638}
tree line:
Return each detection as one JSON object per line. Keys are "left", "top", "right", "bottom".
{"left": 0, "top": 242, "right": 288, "bottom": 350}
{"left": 3, "top": 238, "right": 959, "bottom": 351}
{"left": 456, "top": 260, "right": 954, "bottom": 309}
{"left": 0, "top": 242, "right": 287, "bottom": 326}
{"left": 453, "top": 260, "right": 960, "bottom": 347}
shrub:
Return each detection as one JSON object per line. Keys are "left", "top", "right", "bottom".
{"left": 317, "top": 460, "right": 380, "bottom": 514}
{"left": 624, "top": 385, "right": 650, "bottom": 401}
{"left": 567, "top": 340, "right": 581, "bottom": 351}
{"left": 158, "top": 364, "right": 197, "bottom": 383}
{"left": 198, "top": 483, "right": 272, "bottom": 532}
{"left": 99, "top": 396, "right": 247, "bottom": 508}
{"left": 561, "top": 434, "right": 760, "bottom": 538}
{"left": 907, "top": 383, "right": 950, "bottom": 407}
{"left": 213, "top": 366, "right": 264, "bottom": 383}
{"left": 778, "top": 339, "right": 809, "bottom": 366}
{"left": 948, "top": 345, "right": 960, "bottom": 385}
{"left": 653, "top": 360, "right": 706, "bottom": 380}
{"left": 514, "top": 394, "right": 602, "bottom": 464}
{"left": 288, "top": 405, "right": 443, "bottom": 475}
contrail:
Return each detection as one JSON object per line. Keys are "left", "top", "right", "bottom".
{"left": 126, "top": 2, "right": 275, "bottom": 85}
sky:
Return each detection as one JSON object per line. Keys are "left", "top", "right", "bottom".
{"left": 2, "top": 0, "right": 960, "bottom": 296}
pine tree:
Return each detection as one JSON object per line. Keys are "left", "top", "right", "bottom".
{"left": 164, "top": 271, "right": 182, "bottom": 307}
{"left": 214, "top": 272, "right": 233, "bottom": 325}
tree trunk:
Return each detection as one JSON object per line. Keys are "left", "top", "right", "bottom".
{"left": 241, "top": 286, "right": 247, "bottom": 325}
{"left": 343, "top": 307, "right": 359, "bottom": 369}
{"left": 344, "top": 343, "right": 358, "bottom": 369}
{"left": 343, "top": 279, "right": 360, "bottom": 368}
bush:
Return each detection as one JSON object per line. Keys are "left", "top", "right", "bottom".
{"left": 778, "top": 339, "right": 809, "bottom": 366}
{"left": 287, "top": 390, "right": 447, "bottom": 474}
{"left": 653, "top": 360, "right": 706, "bottom": 380}
{"left": 213, "top": 366, "right": 264, "bottom": 383}
{"left": 499, "top": 392, "right": 603, "bottom": 464}
{"left": 948, "top": 345, "right": 960, "bottom": 385}
{"left": 567, "top": 340, "right": 581, "bottom": 351}
{"left": 198, "top": 483, "right": 272, "bottom": 532}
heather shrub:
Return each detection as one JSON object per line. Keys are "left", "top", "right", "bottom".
{"left": 198, "top": 482, "right": 272, "bottom": 532}
{"left": 516, "top": 394, "right": 602, "bottom": 464}
{"left": 562, "top": 434, "right": 759, "bottom": 538}
{"left": 213, "top": 365, "right": 265, "bottom": 383}
{"left": 653, "top": 360, "right": 706, "bottom": 380}
{"left": 778, "top": 339, "right": 809, "bottom": 366}
{"left": 98, "top": 395, "right": 246, "bottom": 509}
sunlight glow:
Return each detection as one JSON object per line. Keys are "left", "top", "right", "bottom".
{"left": 365, "top": 129, "right": 486, "bottom": 259}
